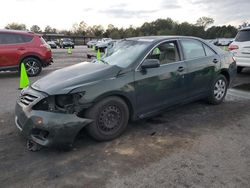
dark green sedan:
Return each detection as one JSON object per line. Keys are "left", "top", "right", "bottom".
{"left": 15, "top": 36, "right": 236, "bottom": 150}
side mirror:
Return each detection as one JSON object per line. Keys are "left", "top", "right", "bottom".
{"left": 141, "top": 59, "right": 160, "bottom": 69}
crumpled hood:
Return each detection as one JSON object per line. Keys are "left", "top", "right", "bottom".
{"left": 32, "top": 62, "right": 121, "bottom": 95}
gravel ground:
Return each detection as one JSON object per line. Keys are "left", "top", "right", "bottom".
{"left": 0, "top": 46, "right": 250, "bottom": 188}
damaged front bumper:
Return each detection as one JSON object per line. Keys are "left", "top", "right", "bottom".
{"left": 15, "top": 88, "right": 92, "bottom": 148}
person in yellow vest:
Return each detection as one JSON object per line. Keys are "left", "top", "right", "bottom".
{"left": 153, "top": 47, "right": 161, "bottom": 55}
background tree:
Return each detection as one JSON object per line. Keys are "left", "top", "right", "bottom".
{"left": 11, "top": 17, "right": 237, "bottom": 39}
{"left": 90, "top": 25, "right": 104, "bottom": 38}
{"left": 5, "top": 23, "right": 27, "bottom": 30}
{"left": 44, "top": 25, "right": 57, "bottom": 33}
{"left": 196, "top": 17, "right": 214, "bottom": 29}
{"left": 30, "top": 25, "right": 42, "bottom": 33}
{"left": 72, "top": 21, "right": 87, "bottom": 35}
{"left": 103, "top": 24, "right": 123, "bottom": 39}
{"left": 206, "top": 25, "right": 237, "bottom": 38}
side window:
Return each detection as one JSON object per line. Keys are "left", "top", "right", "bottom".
{"left": 0, "top": 34, "right": 4, "bottom": 44}
{"left": 21, "top": 35, "right": 33, "bottom": 43}
{"left": 147, "top": 41, "right": 180, "bottom": 65}
{"left": 180, "top": 39, "right": 206, "bottom": 60}
{"left": 0, "top": 33, "right": 15, "bottom": 44}
{"left": 203, "top": 44, "right": 216, "bottom": 56}
{"left": 0, "top": 33, "right": 32, "bottom": 44}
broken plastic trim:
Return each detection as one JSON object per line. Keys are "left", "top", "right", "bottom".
{"left": 32, "top": 92, "right": 87, "bottom": 114}
{"left": 26, "top": 139, "right": 42, "bottom": 152}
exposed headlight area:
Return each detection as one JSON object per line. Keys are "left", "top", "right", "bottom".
{"left": 33, "top": 92, "right": 86, "bottom": 114}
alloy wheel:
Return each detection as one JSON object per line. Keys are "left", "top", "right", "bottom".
{"left": 25, "top": 60, "right": 40, "bottom": 76}
{"left": 214, "top": 79, "right": 226, "bottom": 100}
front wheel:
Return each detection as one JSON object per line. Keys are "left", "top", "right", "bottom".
{"left": 85, "top": 97, "right": 129, "bottom": 141}
{"left": 22, "top": 57, "right": 42, "bottom": 77}
{"left": 207, "top": 75, "right": 228, "bottom": 105}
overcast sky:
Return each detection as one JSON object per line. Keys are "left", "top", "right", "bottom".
{"left": 1, "top": 0, "right": 249, "bottom": 30}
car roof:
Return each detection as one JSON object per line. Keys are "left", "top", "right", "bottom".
{"left": 0, "top": 29, "right": 36, "bottom": 36}
{"left": 126, "top": 35, "right": 204, "bottom": 43}
{"left": 239, "top": 27, "right": 250, "bottom": 31}
{"left": 125, "top": 35, "right": 204, "bottom": 43}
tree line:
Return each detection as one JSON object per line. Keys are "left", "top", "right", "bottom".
{"left": 4, "top": 17, "right": 242, "bottom": 39}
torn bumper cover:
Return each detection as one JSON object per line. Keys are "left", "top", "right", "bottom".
{"left": 15, "top": 102, "right": 92, "bottom": 147}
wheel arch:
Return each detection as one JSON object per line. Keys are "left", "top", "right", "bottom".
{"left": 93, "top": 91, "right": 135, "bottom": 121}
{"left": 219, "top": 69, "right": 230, "bottom": 86}
{"left": 19, "top": 55, "right": 42, "bottom": 69}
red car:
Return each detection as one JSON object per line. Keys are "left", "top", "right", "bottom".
{"left": 0, "top": 29, "right": 53, "bottom": 76}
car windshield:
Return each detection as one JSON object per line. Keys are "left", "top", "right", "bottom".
{"left": 235, "top": 30, "right": 250, "bottom": 42}
{"left": 95, "top": 40, "right": 150, "bottom": 68}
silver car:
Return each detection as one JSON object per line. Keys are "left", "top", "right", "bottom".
{"left": 229, "top": 27, "right": 250, "bottom": 73}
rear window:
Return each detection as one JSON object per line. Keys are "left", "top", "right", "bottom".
{"left": 180, "top": 39, "right": 206, "bottom": 60}
{"left": 235, "top": 30, "right": 250, "bottom": 42}
{"left": 0, "top": 33, "right": 33, "bottom": 44}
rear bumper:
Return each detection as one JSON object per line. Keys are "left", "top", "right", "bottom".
{"left": 15, "top": 102, "right": 92, "bottom": 147}
{"left": 234, "top": 56, "right": 250, "bottom": 67}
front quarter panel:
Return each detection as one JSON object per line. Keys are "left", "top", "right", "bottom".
{"left": 71, "top": 70, "right": 136, "bottom": 114}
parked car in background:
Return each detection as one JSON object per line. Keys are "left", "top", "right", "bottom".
{"left": 87, "top": 39, "right": 98, "bottom": 48}
{"left": 15, "top": 36, "right": 236, "bottom": 150}
{"left": 95, "top": 39, "right": 117, "bottom": 53}
{"left": 47, "top": 40, "right": 57, "bottom": 49}
{"left": 59, "top": 38, "right": 74, "bottom": 48}
{"left": 0, "top": 29, "right": 53, "bottom": 76}
{"left": 94, "top": 38, "right": 112, "bottom": 50}
{"left": 229, "top": 27, "right": 250, "bottom": 73}
{"left": 214, "top": 38, "right": 234, "bottom": 46}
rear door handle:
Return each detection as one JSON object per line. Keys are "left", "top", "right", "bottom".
{"left": 213, "top": 59, "right": 219, "bottom": 63}
{"left": 177, "top": 66, "right": 185, "bottom": 72}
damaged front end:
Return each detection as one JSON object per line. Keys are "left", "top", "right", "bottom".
{"left": 15, "top": 86, "right": 93, "bottom": 148}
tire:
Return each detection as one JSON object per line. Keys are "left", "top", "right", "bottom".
{"left": 85, "top": 96, "right": 129, "bottom": 141}
{"left": 237, "top": 66, "right": 243, "bottom": 74}
{"left": 22, "top": 57, "right": 42, "bottom": 77}
{"left": 207, "top": 75, "right": 228, "bottom": 105}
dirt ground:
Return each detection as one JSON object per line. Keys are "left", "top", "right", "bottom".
{"left": 0, "top": 46, "right": 250, "bottom": 188}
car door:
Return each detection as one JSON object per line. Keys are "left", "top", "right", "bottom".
{"left": 179, "top": 39, "right": 220, "bottom": 97}
{"left": 0, "top": 33, "right": 26, "bottom": 67}
{"left": 134, "top": 40, "right": 188, "bottom": 117}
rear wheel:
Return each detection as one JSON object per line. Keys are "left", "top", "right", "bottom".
{"left": 85, "top": 97, "right": 129, "bottom": 141}
{"left": 22, "top": 57, "right": 42, "bottom": 77}
{"left": 207, "top": 75, "right": 228, "bottom": 105}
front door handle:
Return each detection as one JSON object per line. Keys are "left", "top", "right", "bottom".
{"left": 177, "top": 66, "right": 184, "bottom": 72}
{"left": 213, "top": 59, "right": 219, "bottom": 63}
